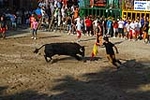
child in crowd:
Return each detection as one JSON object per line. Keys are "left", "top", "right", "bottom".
{"left": 31, "top": 19, "right": 39, "bottom": 40}
{"left": 29, "top": 14, "right": 36, "bottom": 28}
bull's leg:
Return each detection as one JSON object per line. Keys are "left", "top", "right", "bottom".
{"left": 44, "top": 55, "right": 52, "bottom": 62}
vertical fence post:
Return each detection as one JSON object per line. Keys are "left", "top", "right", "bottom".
{"left": 87, "top": 8, "right": 89, "bottom": 16}
{"left": 99, "top": 9, "right": 101, "bottom": 17}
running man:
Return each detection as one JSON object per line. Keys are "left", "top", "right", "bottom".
{"left": 103, "top": 36, "right": 122, "bottom": 68}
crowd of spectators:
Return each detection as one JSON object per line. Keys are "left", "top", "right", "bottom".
{"left": 28, "top": 0, "right": 150, "bottom": 43}
{"left": 0, "top": 0, "right": 150, "bottom": 44}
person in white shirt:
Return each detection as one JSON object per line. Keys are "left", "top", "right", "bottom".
{"left": 50, "top": 2, "right": 54, "bottom": 15}
{"left": 38, "top": 1, "right": 46, "bottom": 8}
{"left": 57, "top": 9, "right": 61, "bottom": 27}
{"left": 124, "top": 20, "right": 130, "bottom": 39}
{"left": 118, "top": 18, "right": 124, "bottom": 38}
{"left": 61, "top": 5, "right": 66, "bottom": 19}
{"left": 134, "top": 19, "right": 141, "bottom": 40}
{"left": 76, "top": 21, "right": 83, "bottom": 42}
{"left": 41, "top": 6, "right": 46, "bottom": 17}
{"left": 54, "top": 0, "right": 58, "bottom": 8}
{"left": 74, "top": 16, "right": 81, "bottom": 25}
{"left": 129, "top": 20, "right": 136, "bottom": 40}
{"left": 93, "top": 18, "right": 98, "bottom": 35}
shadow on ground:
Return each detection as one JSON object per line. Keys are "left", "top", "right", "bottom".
{"left": 0, "top": 88, "right": 49, "bottom": 100}
{"left": 39, "top": 35, "right": 61, "bottom": 39}
{"left": 0, "top": 59, "right": 150, "bottom": 100}
{"left": 6, "top": 26, "right": 30, "bottom": 37}
{"left": 49, "top": 56, "right": 102, "bottom": 63}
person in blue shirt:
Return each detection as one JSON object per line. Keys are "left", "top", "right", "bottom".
{"left": 106, "top": 18, "right": 112, "bottom": 36}
{"left": 34, "top": 7, "right": 42, "bottom": 19}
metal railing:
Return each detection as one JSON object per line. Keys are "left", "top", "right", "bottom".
{"left": 79, "top": 0, "right": 122, "bottom": 19}
{"left": 80, "top": 7, "right": 121, "bottom": 19}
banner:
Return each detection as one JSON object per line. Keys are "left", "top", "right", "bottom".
{"left": 94, "top": 0, "right": 107, "bottom": 6}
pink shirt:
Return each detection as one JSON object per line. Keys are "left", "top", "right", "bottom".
{"left": 32, "top": 21, "right": 38, "bottom": 30}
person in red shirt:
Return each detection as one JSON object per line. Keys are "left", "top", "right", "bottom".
{"left": 84, "top": 16, "right": 92, "bottom": 36}
{"left": 62, "top": 0, "right": 67, "bottom": 7}
{"left": 112, "top": 19, "right": 118, "bottom": 38}
{"left": 0, "top": 16, "right": 8, "bottom": 39}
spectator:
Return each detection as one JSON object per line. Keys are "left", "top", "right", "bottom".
{"left": 10, "top": 14, "right": 17, "bottom": 30}
{"left": 148, "top": 21, "right": 150, "bottom": 44}
{"left": 34, "top": 7, "right": 42, "bottom": 20}
{"left": 66, "top": 16, "right": 72, "bottom": 35}
{"left": 73, "top": 6, "right": 79, "bottom": 20}
{"left": 142, "top": 19, "right": 149, "bottom": 43}
{"left": 129, "top": 20, "right": 136, "bottom": 41}
{"left": 118, "top": 18, "right": 124, "bottom": 38}
{"left": 112, "top": 19, "right": 118, "bottom": 38}
{"left": 93, "top": 17, "right": 98, "bottom": 35}
{"left": 29, "top": 14, "right": 36, "bottom": 28}
{"left": 31, "top": 18, "right": 38, "bottom": 40}
{"left": 124, "top": 20, "right": 130, "bottom": 39}
{"left": 61, "top": 5, "right": 66, "bottom": 19}
{"left": 84, "top": 16, "right": 92, "bottom": 36}
{"left": 96, "top": 22, "right": 103, "bottom": 46}
{"left": 76, "top": 20, "right": 83, "bottom": 42}
{"left": 50, "top": 2, "right": 55, "bottom": 16}
{"left": 106, "top": 17, "right": 112, "bottom": 36}
{"left": 0, "top": 16, "right": 8, "bottom": 39}
{"left": 134, "top": 19, "right": 141, "bottom": 40}
{"left": 57, "top": 8, "right": 61, "bottom": 27}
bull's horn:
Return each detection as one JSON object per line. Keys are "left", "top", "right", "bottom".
{"left": 80, "top": 48, "right": 83, "bottom": 52}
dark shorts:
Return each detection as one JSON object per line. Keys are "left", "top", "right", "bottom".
{"left": 118, "top": 28, "right": 123, "bottom": 34}
{"left": 86, "top": 26, "right": 91, "bottom": 32}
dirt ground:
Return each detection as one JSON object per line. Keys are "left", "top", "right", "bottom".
{"left": 0, "top": 30, "right": 150, "bottom": 100}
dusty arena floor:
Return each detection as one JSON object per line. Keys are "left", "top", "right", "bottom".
{"left": 0, "top": 30, "right": 150, "bottom": 100}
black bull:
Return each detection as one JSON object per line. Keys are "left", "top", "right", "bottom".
{"left": 33, "top": 42, "right": 85, "bottom": 62}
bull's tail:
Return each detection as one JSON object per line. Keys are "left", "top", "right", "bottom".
{"left": 33, "top": 44, "right": 45, "bottom": 53}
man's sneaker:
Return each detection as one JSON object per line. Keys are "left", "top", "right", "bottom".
{"left": 31, "top": 37, "right": 34, "bottom": 39}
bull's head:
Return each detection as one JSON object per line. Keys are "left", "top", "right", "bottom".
{"left": 79, "top": 46, "right": 85, "bottom": 57}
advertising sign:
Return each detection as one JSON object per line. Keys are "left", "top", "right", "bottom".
{"left": 134, "top": 1, "right": 150, "bottom": 11}
{"left": 134, "top": 1, "right": 147, "bottom": 10}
